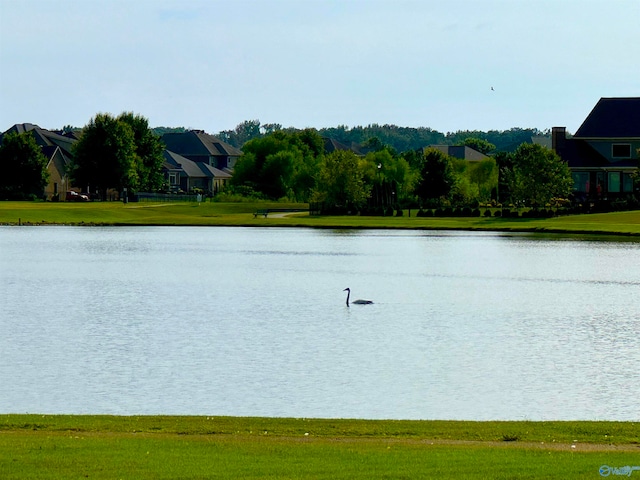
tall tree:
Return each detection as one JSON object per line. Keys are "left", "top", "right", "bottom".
{"left": 0, "top": 131, "right": 49, "bottom": 200}
{"left": 72, "top": 112, "right": 165, "bottom": 198}
{"left": 218, "top": 120, "right": 263, "bottom": 147}
{"left": 231, "top": 129, "right": 323, "bottom": 201}
{"left": 467, "top": 157, "right": 498, "bottom": 201}
{"left": 118, "top": 112, "right": 165, "bottom": 191}
{"left": 509, "top": 143, "right": 573, "bottom": 206}
{"left": 415, "top": 148, "right": 457, "bottom": 205}
{"left": 71, "top": 113, "right": 137, "bottom": 198}
{"left": 494, "top": 151, "right": 514, "bottom": 204}
{"left": 313, "top": 150, "right": 370, "bottom": 210}
{"left": 363, "top": 148, "right": 417, "bottom": 208}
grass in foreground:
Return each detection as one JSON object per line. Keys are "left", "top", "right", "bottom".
{"left": 1, "top": 416, "right": 638, "bottom": 479}
{"left": 3, "top": 201, "right": 640, "bottom": 237}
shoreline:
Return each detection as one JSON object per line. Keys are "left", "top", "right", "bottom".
{"left": 4, "top": 220, "right": 640, "bottom": 241}
{"left": 3, "top": 202, "right": 640, "bottom": 237}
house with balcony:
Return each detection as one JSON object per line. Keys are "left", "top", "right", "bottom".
{"left": 552, "top": 97, "right": 640, "bottom": 200}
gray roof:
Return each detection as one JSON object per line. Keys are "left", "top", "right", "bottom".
{"left": 163, "top": 150, "right": 232, "bottom": 179}
{"left": 574, "top": 97, "right": 640, "bottom": 139}
{"left": 323, "top": 137, "right": 370, "bottom": 156}
{"left": 1, "top": 123, "right": 76, "bottom": 158}
{"left": 161, "top": 130, "right": 242, "bottom": 158}
{"left": 426, "top": 145, "right": 489, "bottom": 161}
{"left": 532, "top": 135, "right": 552, "bottom": 148}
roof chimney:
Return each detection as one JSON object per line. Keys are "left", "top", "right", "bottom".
{"left": 552, "top": 127, "right": 566, "bottom": 153}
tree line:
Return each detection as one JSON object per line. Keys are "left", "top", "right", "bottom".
{"left": 216, "top": 119, "right": 545, "bottom": 154}
{"left": 1, "top": 113, "right": 575, "bottom": 209}
{"left": 229, "top": 129, "right": 573, "bottom": 213}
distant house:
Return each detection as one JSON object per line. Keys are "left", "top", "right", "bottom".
{"left": 162, "top": 150, "right": 232, "bottom": 194}
{"left": 531, "top": 134, "right": 552, "bottom": 149}
{"left": 0, "top": 123, "right": 78, "bottom": 200}
{"left": 323, "top": 137, "right": 371, "bottom": 156}
{"left": 161, "top": 130, "right": 242, "bottom": 171}
{"left": 552, "top": 97, "right": 640, "bottom": 198}
{"left": 424, "top": 145, "right": 489, "bottom": 161}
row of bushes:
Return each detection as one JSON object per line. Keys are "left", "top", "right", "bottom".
{"left": 313, "top": 196, "right": 640, "bottom": 217}
{"left": 414, "top": 207, "right": 563, "bottom": 218}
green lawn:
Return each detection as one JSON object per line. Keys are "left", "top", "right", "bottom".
{"left": 1, "top": 416, "right": 638, "bottom": 479}
{"left": 2, "top": 201, "right": 640, "bottom": 236}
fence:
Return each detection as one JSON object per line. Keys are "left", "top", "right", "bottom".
{"left": 135, "top": 192, "right": 201, "bottom": 203}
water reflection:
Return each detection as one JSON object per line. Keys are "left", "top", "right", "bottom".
{"left": 0, "top": 226, "right": 639, "bottom": 420}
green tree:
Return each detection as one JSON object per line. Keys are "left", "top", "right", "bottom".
{"left": 461, "top": 137, "right": 496, "bottom": 155}
{"left": 312, "top": 150, "right": 370, "bottom": 210}
{"left": 71, "top": 113, "right": 138, "bottom": 198}
{"left": 231, "top": 129, "right": 323, "bottom": 201}
{"left": 0, "top": 131, "right": 50, "bottom": 200}
{"left": 450, "top": 157, "right": 498, "bottom": 205}
{"left": 447, "top": 128, "right": 540, "bottom": 153}
{"left": 118, "top": 112, "right": 165, "bottom": 191}
{"left": 152, "top": 126, "right": 186, "bottom": 136}
{"left": 261, "top": 150, "right": 296, "bottom": 199}
{"left": 415, "top": 148, "right": 457, "bottom": 205}
{"left": 363, "top": 148, "right": 417, "bottom": 209}
{"left": 218, "top": 119, "right": 263, "bottom": 148}
{"left": 262, "top": 123, "right": 282, "bottom": 135}
{"left": 509, "top": 143, "right": 573, "bottom": 206}
{"left": 494, "top": 151, "right": 514, "bottom": 204}
{"left": 72, "top": 112, "right": 165, "bottom": 198}
{"left": 468, "top": 158, "right": 498, "bottom": 201}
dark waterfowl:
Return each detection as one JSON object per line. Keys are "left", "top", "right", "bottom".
{"left": 343, "top": 288, "right": 373, "bottom": 306}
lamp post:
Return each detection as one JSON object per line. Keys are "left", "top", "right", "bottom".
{"left": 377, "top": 163, "right": 382, "bottom": 213}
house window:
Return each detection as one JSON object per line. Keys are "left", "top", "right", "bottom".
{"left": 623, "top": 173, "right": 634, "bottom": 192}
{"left": 572, "top": 172, "right": 589, "bottom": 192}
{"left": 169, "top": 173, "right": 178, "bottom": 185}
{"left": 608, "top": 172, "right": 621, "bottom": 193}
{"left": 612, "top": 144, "right": 631, "bottom": 158}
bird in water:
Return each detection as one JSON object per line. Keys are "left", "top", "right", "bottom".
{"left": 343, "top": 288, "right": 373, "bottom": 306}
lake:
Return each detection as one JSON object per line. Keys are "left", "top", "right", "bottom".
{"left": 1, "top": 226, "right": 639, "bottom": 420}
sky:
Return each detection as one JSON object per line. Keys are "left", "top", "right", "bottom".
{"left": 1, "top": 0, "right": 638, "bottom": 135}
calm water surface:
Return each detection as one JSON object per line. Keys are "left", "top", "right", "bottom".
{"left": 1, "top": 226, "right": 639, "bottom": 420}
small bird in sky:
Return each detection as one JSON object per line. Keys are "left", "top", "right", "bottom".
{"left": 491, "top": 86, "right": 495, "bottom": 91}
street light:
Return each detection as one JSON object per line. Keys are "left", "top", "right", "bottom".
{"left": 377, "top": 163, "right": 382, "bottom": 212}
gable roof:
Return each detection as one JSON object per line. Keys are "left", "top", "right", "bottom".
{"left": 1, "top": 123, "right": 76, "bottom": 158}
{"left": 426, "top": 145, "right": 489, "bottom": 161}
{"left": 161, "top": 130, "right": 242, "bottom": 158}
{"left": 163, "top": 150, "right": 232, "bottom": 179}
{"left": 323, "top": 137, "right": 371, "bottom": 156}
{"left": 555, "top": 139, "right": 610, "bottom": 168}
{"left": 574, "top": 97, "right": 640, "bottom": 139}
